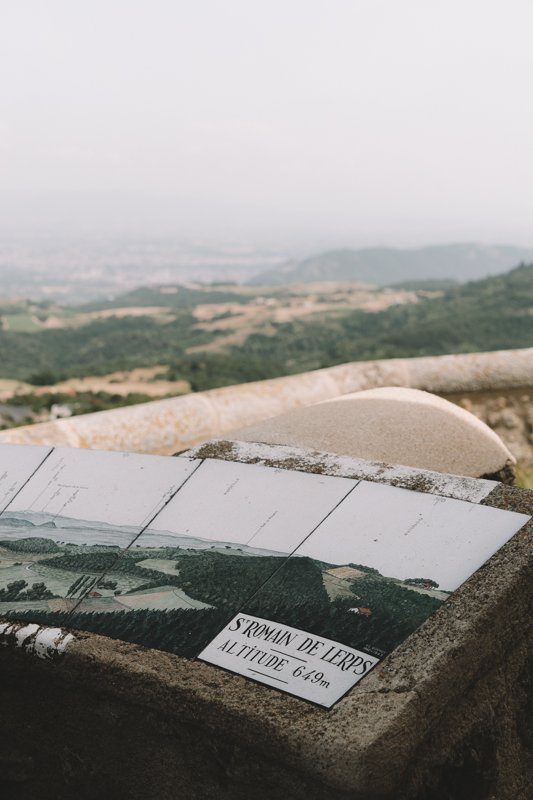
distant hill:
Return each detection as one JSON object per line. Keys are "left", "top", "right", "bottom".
{"left": 78, "top": 284, "right": 252, "bottom": 312}
{"left": 249, "top": 243, "right": 533, "bottom": 285}
{"left": 0, "top": 537, "right": 61, "bottom": 553}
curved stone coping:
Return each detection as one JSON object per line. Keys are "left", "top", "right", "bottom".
{"left": 229, "top": 388, "right": 515, "bottom": 478}
{"left": 0, "top": 467, "right": 530, "bottom": 799}
{"left": 0, "top": 348, "right": 531, "bottom": 455}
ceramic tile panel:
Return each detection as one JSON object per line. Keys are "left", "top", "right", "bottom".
{"left": 200, "top": 480, "right": 530, "bottom": 706}
{"left": 0, "top": 444, "right": 53, "bottom": 513}
{"left": 0, "top": 448, "right": 200, "bottom": 618}
{"left": 71, "top": 458, "right": 357, "bottom": 656}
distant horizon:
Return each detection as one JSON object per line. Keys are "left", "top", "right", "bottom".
{"left": 1, "top": 235, "right": 533, "bottom": 260}
{"left": 0, "top": 237, "right": 531, "bottom": 305}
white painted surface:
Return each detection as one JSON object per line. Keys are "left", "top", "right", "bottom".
{"left": 34, "top": 627, "right": 76, "bottom": 658}
{"left": 0, "top": 444, "right": 52, "bottom": 513}
{"left": 14, "top": 623, "right": 40, "bottom": 647}
{"left": 2, "top": 447, "right": 200, "bottom": 546}
{"left": 145, "top": 459, "right": 356, "bottom": 554}
{"left": 294, "top": 481, "right": 530, "bottom": 591}
{"left": 0, "top": 622, "right": 76, "bottom": 659}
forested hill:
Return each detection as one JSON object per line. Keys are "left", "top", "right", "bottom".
{"left": 250, "top": 244, "right": 533, "bottom": 286}
{"left": 166, "top": 263, "right": 533, "bottom": 390}
{"left": 77, "top": 284, "right": 252, "bottom": 312}
{"left": 0, "top": 264, "right": 531, "bottom": 388}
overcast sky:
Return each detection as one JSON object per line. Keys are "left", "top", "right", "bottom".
{"left": 1, "top": 1, "right": 532, "bottom": 246}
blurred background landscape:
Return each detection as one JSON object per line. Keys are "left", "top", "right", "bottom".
{"left": 0, "top": 241, "right": 531, "bottom": 440}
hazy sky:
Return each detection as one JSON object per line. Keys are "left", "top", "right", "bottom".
{"left": 1, "top": 1, "right": 532, "bottom": 246}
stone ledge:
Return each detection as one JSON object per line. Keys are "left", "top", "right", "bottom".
{"left": 185, "top": 439, "right": 498, "bottom": 502}
{"left": 0, "top": 348, "right": 531, "bottom": 455}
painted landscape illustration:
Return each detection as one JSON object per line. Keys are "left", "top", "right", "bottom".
{"left": 0, "top": 452, "right": 520, "bottom": 664}
{"left": 0, "top": 508, "right": 449, "bottom": 660}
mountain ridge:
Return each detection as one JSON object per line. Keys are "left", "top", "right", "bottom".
{"left": 249, "top": 243, "right": 533, "bottom": 286}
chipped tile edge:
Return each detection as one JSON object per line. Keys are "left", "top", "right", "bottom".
{"left": 183, "top": 439, "right": 497, "bottom": 504}
{"left": 0, "top": 620, "right": 75, "bottom": 660}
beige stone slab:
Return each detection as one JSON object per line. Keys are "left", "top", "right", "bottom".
{"left": 0, "top": 348, "right": 531, "bottom": 456}
{"left": 230, "top": 387, "right": 515, "bottom": 478}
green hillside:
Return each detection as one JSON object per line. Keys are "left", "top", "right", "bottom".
{"left": 78, "top": 284, "right": 253, "bottom": 312}
{"left": 0, "top": 264, "right": 531, "bottom": 387}
{"left": 167, "top": 264, "right": 533, "bottom": 390}
{"left": 6, "top": 547, "right": 443, "bottom": 658}
{"left": 0, "top": 311, "right": 213, "bottom": 381}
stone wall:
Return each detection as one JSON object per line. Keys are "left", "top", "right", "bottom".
{"left": 0, "top": 349, "right": 531, "bottom": 465}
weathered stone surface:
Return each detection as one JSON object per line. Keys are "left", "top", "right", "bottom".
{"left": 0, "top": 443, "right": 531, "bottom": 800}
{"left": 0, "top": 348, "right": 531, "bottom": 456}
{"left": 187, "top": 439, "right": 498, "bottom": 502}
{"left": 229, "top": 387, "right": 515, "bottom": 478}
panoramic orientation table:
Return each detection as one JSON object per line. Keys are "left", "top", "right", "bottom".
{"left": 0, "top": 439, "right": 531, "bottom": 800}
